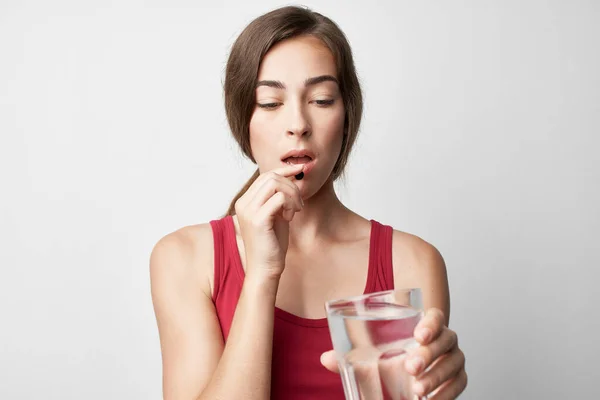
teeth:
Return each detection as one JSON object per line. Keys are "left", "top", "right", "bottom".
{"left": 283, "top": 155, "right": 311, "bottom": 165}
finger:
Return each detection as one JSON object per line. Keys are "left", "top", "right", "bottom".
{"left": 237, "top": 164, "right": 305, "bottom": 213}
{"left": 412, "top": 347, "right": 465, "bottom": 397}
{"left": 246, "top": 164, "right": 305, "bottom": 197}
{"left": 354, "top": 361, "right": 383, "bottom": 399}
{"left": 323, "top": 349, "right": 409, "bottom": 399}
{"left": 282, "top": 206, "right": 295, "bottom": 221}
{"left": 250, "top": 175, "right": 303, "bottom": 213}
{"left": 345, "top": 348, "right": 384, "bottom": 399}
{"left": 320, "top": 350, "right": 339, "bottom": 373}
{"left": 271, "top": 163, "right": 305, "bottom": 178}
{"left": 257, "top": 173, "right": 302, "bottom": 205}
{"left": 378, "top": 350, "right": 418, "bottom": 400}
{"left": 254, "top": 191, "right": 296, "bottom": 223}
{"left": 414, "top": 308, "right": 446, "bottom": 345}
{"left": 406, "top": 327, "right": 458, "bottom": 375}
{"left": 426, "top": 369, "right": 468, "bottom": 400}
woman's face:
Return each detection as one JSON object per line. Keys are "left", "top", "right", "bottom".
{"left": 249, "top": 35, "right": 345, "bottom": 198}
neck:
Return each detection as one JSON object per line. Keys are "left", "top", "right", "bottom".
{"left": 287, "top": 178, "right": 348, "bottom": 248}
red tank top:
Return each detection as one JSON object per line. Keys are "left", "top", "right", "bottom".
{"left": 209, "top": 215, "right": 395, "bottom": 399}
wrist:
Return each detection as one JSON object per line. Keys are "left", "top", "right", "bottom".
{"left": 243, "top": 269, "right": 281, "bottom": 295}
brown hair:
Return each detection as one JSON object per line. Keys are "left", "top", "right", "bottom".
{"left": 224, "top": 5, "right": 363, "bottom": 215}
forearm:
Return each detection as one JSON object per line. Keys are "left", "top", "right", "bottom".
{"left": 197, "top": 273, "right": 278, "bottom": 400}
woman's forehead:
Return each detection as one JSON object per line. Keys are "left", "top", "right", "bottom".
{"left": 257, "top": 36, "right": 337, "bottom": 84}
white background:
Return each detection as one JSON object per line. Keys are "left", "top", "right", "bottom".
{"left": 1, "top": 1, "right": 599, "bottom": 398}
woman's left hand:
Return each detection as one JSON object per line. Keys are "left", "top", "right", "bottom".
{"left": 320, "top": 307, "right": 467, "bottom": 399}
{"left": 405, "top": 308, "right": 467, "bottom": 399}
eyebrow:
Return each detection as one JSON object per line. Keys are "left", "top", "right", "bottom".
{"left": 256, "top": 75, "right": 339, "bottom": 89}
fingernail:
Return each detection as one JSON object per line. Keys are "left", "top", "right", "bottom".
{"left": 413, "top": 380, "right": 425, "bottom": 395}
{"left": 419, "top": 328, "right": 432, "bottom": 342}
{"left": 409, "top": 356, "right": 424, "bottom": 373}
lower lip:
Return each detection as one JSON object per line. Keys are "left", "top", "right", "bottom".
{"left": 283, "top": 159, "right": 316, "bottom": 176}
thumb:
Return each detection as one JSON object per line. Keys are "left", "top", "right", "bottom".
{"left": 320, "top": 350, "right": 340, "bottom": 373}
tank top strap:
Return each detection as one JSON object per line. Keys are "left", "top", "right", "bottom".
{"left": 209, "top": 215, "right": 246, "bottom": 302}
{"left": 209, "top": 218, "right": 227, "bottom": 301}
{"left": 369, "top": 220, "right": 395, "bottom": 291}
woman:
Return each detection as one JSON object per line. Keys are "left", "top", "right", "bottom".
{"left": 150, "top": 5, "right": 467, "bottom": 400}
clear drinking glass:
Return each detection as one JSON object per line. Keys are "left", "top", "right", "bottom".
{"left": 325, "top": 288, "right": 425, "bottom": 400}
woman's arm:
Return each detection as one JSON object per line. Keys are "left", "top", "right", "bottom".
{"left": 391, "top": 231, "right": 467, "bottom": 399}
{"left": 150, "top": 224, "right": 277, "bottom": 400}
{"left": 391, "top": 231, "right": 451, "bottom": 323}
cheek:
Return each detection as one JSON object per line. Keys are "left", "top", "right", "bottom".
{"left": 319, "top": 108, "right": 345, "bottom": 156}
{"left": 248, "top": 112, "right": 271, "bottom": 163}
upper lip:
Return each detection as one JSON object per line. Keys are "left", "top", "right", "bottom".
{"left": 280, "top": 149, "right": 315, "bottom": 161}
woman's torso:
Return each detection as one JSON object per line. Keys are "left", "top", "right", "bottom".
{"left": 209, "top": 214, "right": 397, "bottom": 399}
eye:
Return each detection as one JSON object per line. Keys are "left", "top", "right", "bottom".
{"left": 257, "top": 102, "right": 281, "bottom": 110}
{"left": 314, "top": 99, "right": 335, "bottom": 107}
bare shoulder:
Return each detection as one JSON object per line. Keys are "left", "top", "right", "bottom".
{"left": 149, "top": 223, "right": 225, "bottom": 398}
{"left": 391, "top": 230, "right": 446, "bottom": 276}
{"left": 391, "top": 229, "right": 450, "bottom": 322}
{"left": 149, "top": 223, "right": 215, "bottom": 298}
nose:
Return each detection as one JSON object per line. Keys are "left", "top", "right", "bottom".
{"left": 286, "top": 103, "right": 311, "bottom": 137}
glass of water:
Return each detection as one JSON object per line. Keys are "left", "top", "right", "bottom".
{"left": 325, "top": 288, "right": 425, "bottom": 400}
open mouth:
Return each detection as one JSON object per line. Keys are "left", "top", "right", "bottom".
{"left": 280, "top": 149, "right": 316, "bottom": 175}
{"left": 283, "top": 155, "right": 313, "bottom": 165}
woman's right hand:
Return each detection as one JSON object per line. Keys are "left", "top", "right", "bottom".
{"left": 234, "top": 163, "right": 305, "bottom": 280}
